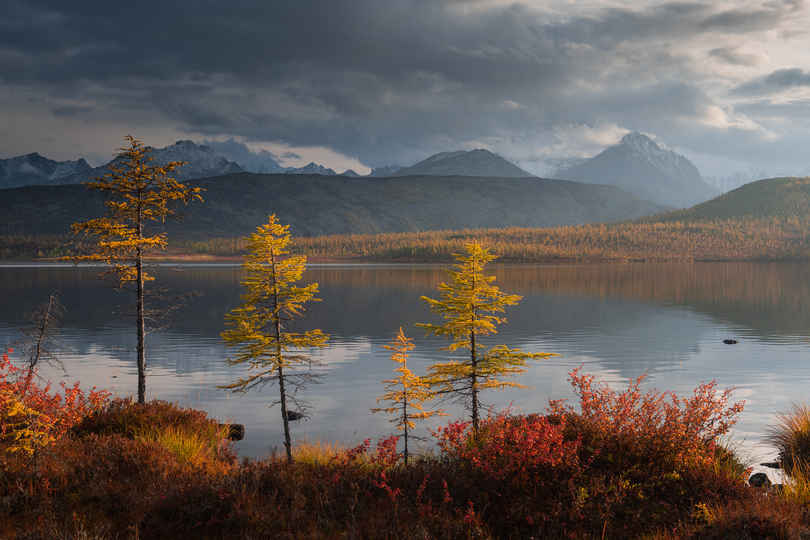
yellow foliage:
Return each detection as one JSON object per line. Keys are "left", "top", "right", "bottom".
{"left": 418, "top": 243, "right": 556, "bottom": 436}
{"left": 68, "top": 135, "right": 204, "bottom": 284}
{"left": 371, "top": 328, "right": 448, "bottom": 463}
{"left": 0, "top": 390, "right": 56, "bottom": 457}
{"left": 219, "top": 215, "right": 329, "bottom": 461}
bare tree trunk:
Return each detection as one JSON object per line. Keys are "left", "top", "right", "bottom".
{"left": 269, "top": 248, "right": 293, "bottom": 461}
{"left": 470, "top": 329, "right": 479, "bottom": 437}
{"left": 24, "top": 293, "right": 55, "bottom": 390}
{"left": 136, "top": 250, "right": 146, "bottom": 404}
{"left": 279, "top": 363, "right": 292, "bottom": 461}
{"left": 32, "top": 294, "right": 53, "bottom": 370}
{"left": 403, "top": 396, "right": 409, "bottom": 465}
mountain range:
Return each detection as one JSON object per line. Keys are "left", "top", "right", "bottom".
{"left": 0, "top": 133, "right": 732, "bottom": 208}
{"left": 1, "top": 132, "right": 719, "bottom": 208}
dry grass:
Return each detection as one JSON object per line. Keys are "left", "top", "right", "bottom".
{"left": 134, "top": 423, "right": 230, "bottom": 469}
{"left": 292, "top": 436, "right": 353, "bottom": 465}
{"left": 766, "top": 400, "right": 810, "bottom": 474}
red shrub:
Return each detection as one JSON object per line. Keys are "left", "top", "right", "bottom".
{"left": 435, "top": 410, "right": 582, "bottom": 484}
{"left": 548, "top": 366, "right": 745, "bottom": 472}
{"left": 0, "top": 348, "right": 109, "bottom": 456}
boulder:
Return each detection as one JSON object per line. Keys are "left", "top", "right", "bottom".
{"left": 219, "top": 423, "right": 245, "bottom": 441}
{"left": 748, "top": 472, "right": 772, "bottom": 488}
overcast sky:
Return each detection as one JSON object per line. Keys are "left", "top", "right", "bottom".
{"left": 1, "top": 0, "right": 809, "bottom": 177}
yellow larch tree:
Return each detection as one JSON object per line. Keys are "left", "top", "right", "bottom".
{"left": 371, "top": 328, "right": 447, "bottom": 464}
{"left": 418, "top": 242, "right": 556, "bottom": 438}
{"left": 70, "top": 136, "right": 203, "bottom": 404}
{"left": 218, "top": 215, "right": 329, "bottom": 461}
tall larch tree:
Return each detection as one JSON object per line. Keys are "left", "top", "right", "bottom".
{"left": 417, "top": 242, "right": 555, "bottom": 438}
{"left": 219, "top": 214, "right": 329, "bottom": 461}
{"left": 371, "top": 328, "right": 447, "bottom": 464}
{"left": 70, "top": 135, "right": 203, "bottom": 404}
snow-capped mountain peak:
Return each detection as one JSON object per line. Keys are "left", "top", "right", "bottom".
{"left": 287, "top": 162, "right": 337, "bottom": 175}
{"left": 138, "top": 140, "right": 243, "bottom": 180}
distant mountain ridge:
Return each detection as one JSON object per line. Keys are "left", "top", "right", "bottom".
{"left": 507, "top": 156, "right": 587, "bottom": 179}
{"left": 0, "top": 153, "right": 92, "bottom": 189}
{"left": 0, "top": 140, "right": 363, "bottom": 189}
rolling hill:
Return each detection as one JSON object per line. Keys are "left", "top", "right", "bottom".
{"left": 639, "top": 176, "right": 810, "bottom": 223}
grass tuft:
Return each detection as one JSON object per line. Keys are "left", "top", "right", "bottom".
{"left": 766, "top": 400, "right": 810, "bottom": 474}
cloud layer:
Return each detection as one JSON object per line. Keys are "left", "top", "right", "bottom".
{"left": 1, "top": 0, "right": 809, "bottom": 176}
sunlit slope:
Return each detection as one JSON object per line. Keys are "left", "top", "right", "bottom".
{"left": 639, "top": 177, "right": 810, "bottom": 223}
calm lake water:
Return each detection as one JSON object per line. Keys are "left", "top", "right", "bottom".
{"left": 1, "top": 261, "right": 808, "bottom": 471}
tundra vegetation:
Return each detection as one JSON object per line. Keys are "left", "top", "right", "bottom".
{"left": 6, "top": 341, "right": 810, "bottom": 539}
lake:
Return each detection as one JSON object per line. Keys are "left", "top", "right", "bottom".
{"left": 1, "top": 261, "right": 808, "bottom": 472}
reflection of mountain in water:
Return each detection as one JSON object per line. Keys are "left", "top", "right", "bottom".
{"left": 1, "top": 263, "right": 808, "bottom": 378}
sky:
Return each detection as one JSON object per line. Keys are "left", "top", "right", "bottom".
{"left": 1, "top": 0, "right": 809, "bottom": 178}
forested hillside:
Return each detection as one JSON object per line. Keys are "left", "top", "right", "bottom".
{"left": 0, "top": 172, "right": 665, "bottom": 238}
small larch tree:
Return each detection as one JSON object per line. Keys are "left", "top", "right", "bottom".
{"left": 219, "top": 214, "right": 329, "bottom": 461}
{"left": 371, "top": 328, "right": 447, "bottom": 464}
{"left": 418, "top": 242, "right": 555, "bottom": 438}
{"left": 70, "top": 135, "right": 203, "bottom": 404}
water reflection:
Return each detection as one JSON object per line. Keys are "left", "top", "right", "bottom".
{"left": 1, "top": 262, "right": 809, "bottom": 463}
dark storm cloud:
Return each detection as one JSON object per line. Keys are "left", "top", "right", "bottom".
{"left": 733, "top": 68, "right": 810, "bottom": 96}
{"left": 49, "top": 104, "right": 95, "bottom": 117}
{"left": 0, "top": 0, "right": 804, "bottom": 166}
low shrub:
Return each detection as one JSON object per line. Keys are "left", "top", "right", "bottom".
{"left": 0, "top": 365, "right": 756, "bottom": 539}
{"left": 74, "top": 398, "right": 237, "bottom": 472}
{"left": 0, "top": 348, "right": 109, "bottom": 457}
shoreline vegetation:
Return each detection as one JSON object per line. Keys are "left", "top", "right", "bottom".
{"left": 9, "top": 345, "right": 810, "bottom": 540}
{"left": 2, "top": 215, "right": 810, "bottom": 263}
